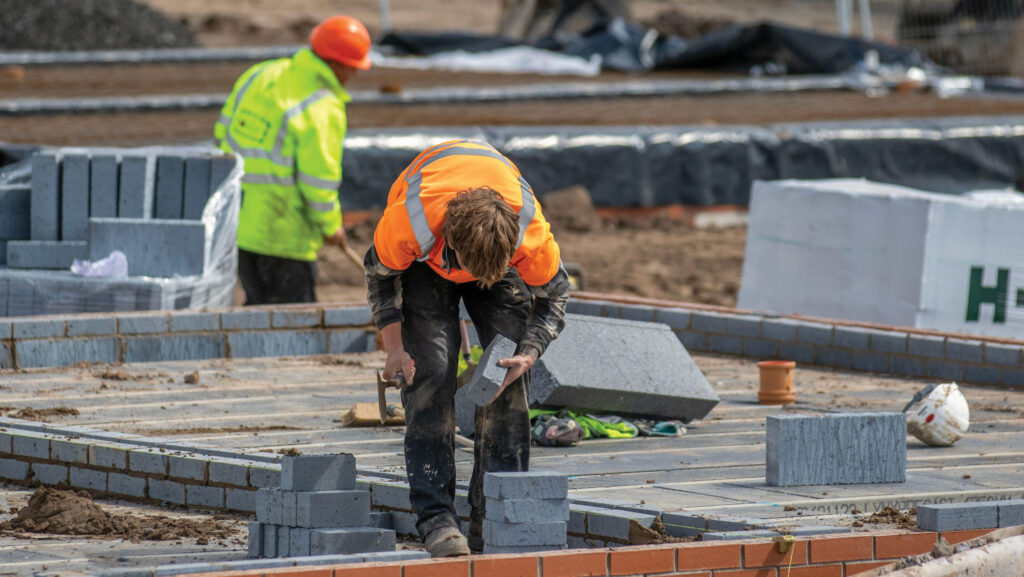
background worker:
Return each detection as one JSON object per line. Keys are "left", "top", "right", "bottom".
{"left": 215, "top": 15, "right": 371, "bottom": 305}
{"left": 364, "top": 140, "right": 571, "bottom": 557}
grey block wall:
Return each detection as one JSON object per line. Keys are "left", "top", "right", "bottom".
{"left": 766, "top": 412, "right": 907, "bottom": 486}
{"left": 89, "top": 218, "right": 206, "bottom": 278}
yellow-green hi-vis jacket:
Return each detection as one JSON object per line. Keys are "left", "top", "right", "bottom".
{"left": 215, "top": 48, "right": 349, "bottom": 262}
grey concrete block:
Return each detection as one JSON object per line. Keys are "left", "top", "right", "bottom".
{"left": 30, "top": 154, "right": 60, "bottom": 241}
{"left": 109, "top": 472, "right": 147, "bottom": 497}
{"left": 985, "top": 343, "right": 1023, "bottom": 367}
{"left": 227, "top": 488, "right": 257, "bottom": 513}
{"left": 154, "top": 156, "right": 185, "bottom": 219}
{"left": 290, "top": 527, "right": 311, "bottom": 557}
{"left": 118, "top": 156, "right": 155, "bottom": 218}
{"left": 272, "top": 310, "right": 321, "bottom": 329}
{"left": 486, "top": 498, "right": 569, "bottom": 523}
{"left": 187, "top": 485, "right": 225, "bottom": 508}
{"left": 706, "top": 514, "right": 768, "bottom": 532}
{"left": 816, "top": 347, "right": 853, "bottom": 369}
{"left": 1005, "top": 369, "right": 1024, "bottom": 387}
{"left": 852, "top": 352, "right": 889, "bottom": 373}
{"left": 909, "top": 334, "right": 945, "bottom": 358}
{"left": 310, "top": 528, "right": 396, "bottom": 555}
{"left": 462, "top": 334, "right": 515, "bottom": 407}
{"left": 13, "top": 432, "right": 52, "bottom": 459}
{"left": 281, "top": 454, "right": 356, "bottom": 491}
{"left": 11, "top": 318, "right": 65, "bottom": 339}
{"left": 832, "top": 327, "right": 870, "bottom": 350}
{"left": 778, "top": 342, "right": 815, "bottom": 364}
{"left": 221, "top": 310, "right": 271, "bottom": 331}
{"left": 89, "top": 155, "right": 119, "bottom": 218}
{"left": 483, "top": 471, "right": 568, "bottom": 500}
{"left": 294, "top": 489, "right": 370, "bottom": 528}
{"left": 70, "top": 467, "right": 107, "bottom": 491}
{"left": 227, "top": 330, "right": 327, "bottom": 358}
{"left": 0, "top": 321, "right": 10, "bottom": 340}
{"left": 282, "top": 490, "right": 298, "bottom": 526}
{"left": 723, "top": 314, "right": 762, "bottom": 338}
{"left": 67, "top": 316, "right": 116, "bottom": 336}
{"left": 766, "top": 412, "right": 906, "bottom": 486}
{"left": 586, "top": 510, "right": 656, "bottom": 540}
{"left": 483, "top": 520, "right": 566, "bottom": 546}
{"left": 676, "top": 330, "right": 707, "bottom": 351}
{"left": 183, "top": 157, "right": 212, "bottom": 220}
{"left": 329, "top": 330, "right": 375, "bottom": 354}
{"left": 263, "top": 524, "right": 278, "bottom": 558}
{"left": 118, "top": 313, "right": 169, "bottom": 334}
{"left": 0, "top": 431, "right": 16, "bottom": 454}
{"left": 484, "top": 544, "right": 566, "bottom": 554}
{"left": 148, "top": 478, "right": 186, "bottom": 503}
{"left": 656, "top": 308, "right": 691, "bottom": 330}
{"left": 691, "top": 312, "right": 727, "bottom": 333}
{"left": 926, "top": 360, "right": 963, "bottom": 381}
{"left": 370, "top": 481, "right": 412, "bottom": 511}
{"left": 573, "top": 300, "right": 605, "bottom": 317}
{"left": 702, "top": 530, "right": 779, "bottom": 541}
{"left": 324, "top": 306, "right": 373, "bottom": 327}
{"left": 32, "top": 462, "right": 69, "bottom": 486}
{"left": 209, "top": 460, "right": 250, "bottom": 486}
{"left": 796, "top": 323, "right": 832, "bottom": 345}
{"left": 123, "top": 334, "right": 224, "bottom": 363}
{"left": 128, "top": 449, "right": 168, "bottom": 476}
{"left": 390, "top": 511, "right": 419, "bottom": 536}
{"left": 361, "top": 551, "right": 430, "bottom": 563}
{"left": 61, "top": 154, "right": 90, "bottom": 241}
{"left": 16, "top": 337, "right": 120, "bottom": 369}
{"left": 762, "top": 318, "right": 801, "bottom": 342}
{"left": 89, "top": 443, "right": 129, "bottom": 469}
{"left": 0, "top": 458, "right": 29, "bottom": 481}
{"left": 249, "top": 466, "right": 281, "bottom": 488}
{"left": 998, "top": 500, "right": 1024, "bottom": 527}
{"left": 964, "top": 365, "right": 1003, "bottom": 386}
{"left": 7, "top": 240, "right": 88, "bottom": 269}
{"left": 743, "top": 339, "right": 778, "bottom": 359}
{"left": 209, "top": 156, "right": 236, "bottom": 191}
{"left": 783, "top": 526, "right": 851, "bottom": 536}
{"left": 708, "top": 335, "right": 743, "bottom": 355}
{"left": 868, "top": 330, "right": 908, "bottom": 354}
{"left": 617, "top": 304, "right": 655, "bottom": 323}
{"left": 661, "top": 513, "right": 707, "bottom": 537}
{"left": 0, "top": 342, "right": 10, "bottom": 370}
{"left": 278, "top": 526, "right": 292, "bottom": 558}
{"left": 90, "top": 218, "right": 206, "bottom": 278}
{"left": 169, "top": 454, "right": 208, "bottom": 482}
{"left": 369, "top": 511, "right": 394, "bottom": 529}
{"left": 890, "top": 356, "right": 927, "bottom": 377}
{"left": 528, "top": 315, "right": 719, "bottom": 422}
{"left": 51, "top": 438, "right": 89, "bottom": 464}
{"left": 256, "top": 488, "right": 283, "bottom": 525}
{"left": 946, "top": 338, "right": 984, "bottom": 363}
{"left": 248, "top": 522, "right": 264, "bottom": 558}
{"left": 917, "top": 502, "right": 998, "bottom": 531}
{"left": 170, "top": 312, "right": 220, "bottom": 332}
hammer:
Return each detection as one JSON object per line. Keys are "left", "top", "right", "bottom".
{"left": 376, "top": 370, "right": 406, "bottom": 425}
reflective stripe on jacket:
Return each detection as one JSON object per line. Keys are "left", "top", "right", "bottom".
{"left": 215, "top": 48, "right": 348, "bottom": 261}
{"left": 373, "top": 140, "right": 561, "bottom": 286}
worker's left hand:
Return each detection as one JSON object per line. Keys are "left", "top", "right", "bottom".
{"left": 497, "top": 352, "right": 537, "bottom": 388}
{"left": 324, "top": 227, "right": 349, "bottom": 249}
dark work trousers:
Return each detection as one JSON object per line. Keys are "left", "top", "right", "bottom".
{"left": 399, "top": 261, "right": 533, "bottom": 544}
{"left": 237, "top": 248, "right": 317, "bottom": 305}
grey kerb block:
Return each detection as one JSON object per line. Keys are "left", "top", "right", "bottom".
{"left": 998, "top": 499, "right": 1024, "bottom": 527}
{"left": 585, "top": 509, "right": 657, "bottom": 541}
{"left": 61, "top": 154, "right": 90, "bottom": 241}
{"left": 155, "top": 156, "right": 185, "bottom": 219}
{"left": 89, "top": 155, "right": 119, "bottom": 218}
{"left": 766, "top": 412, "right": 906, "bottom": 486}
{"left": 483, "top": 471, "right": 569, "bottom": 500}
{"left": 6, "top": 241, "right": 89, "bottom": 269}
{"left": 917, "top": 502, "right": 998, "bottom": 531}
{"left": 30, "top": 154, "right": 60, "bottom": 241}
{"left": 281, "top": 454, "right": 356, "bottom": 491}
{"left": 295, "top": 490, "right": 370, "bottom": 528}
{"left": 482, "top": 520, "right": 567, "bottom": 546}
{"left": 118, "top": 156, "right": 155, "bottom": 218}
{"left": 485, "top": 498, "right": 570, "bottom": 523}
{"left": 90, "top": 218, "right": 206, "bottom": 278}
{"left": 309, "top": 528, "right": 396, "bottom": 555}
{"left": 461, "top": 334, "right": 515, "bottom": 407}
{"left": 183, "top": 157, "right": 212, "bottom": 220}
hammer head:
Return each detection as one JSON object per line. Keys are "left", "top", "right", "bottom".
{"left": 376, "top": 370, "right": 405, "bottom": 425}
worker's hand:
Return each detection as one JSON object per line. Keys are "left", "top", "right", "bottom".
{"left": 380, "top": 323, "right": 414, "bottom": 387}
{"left": 324, "top": 227, "right": 349, "bottom": 249}
{"left": 498, "top": 352, "right": 537, "bottom": 388}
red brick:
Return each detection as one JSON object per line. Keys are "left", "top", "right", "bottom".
{"left": 809, "top": 536, "right": 874, "bottom": 563}
{"left": 403, "top": 559, "right": 470, "bottom": 577}
{"left": 787, "top": 565, "right": 842, "bottom": 577}
{"left": 711, "top": 569, "right": 776, "bottom": 577}
{"left": 474, "top": 555, "right": 539, "bottom": 577}
{"left": 333, "top": 564, "right": 402, "bottom": 577}
{"left": 743, "top": 540, "right": 808, "bottom": 568}
{"left": 540, "top": 550, "right": 608, "bottom": 577}
{"left": 609, "top": 548, "right": 675, "bottom": 576}
{"left": 676, "top": 543, "right": 742, "bottom": 571}
{"left": 845, "top": 560, "right": 895, "bottom": 575}
{"left": 940, "top": 529, "right": 995, "bottom": 545}
{"left": 875, "top": 532, "right": 937, "bottom": 559}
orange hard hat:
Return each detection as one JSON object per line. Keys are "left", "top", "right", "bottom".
{"left": 310, "top": 15, "right": 372, "bottom": 70}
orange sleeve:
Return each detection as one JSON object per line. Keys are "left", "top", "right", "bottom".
{"left": 512, "top": 206, "right": 561, "bottom": 286}
{"left": 372, "top": 179, "right": 420, "bottom": 271}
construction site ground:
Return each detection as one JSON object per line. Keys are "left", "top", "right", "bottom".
{"left": 1, "top": 350, "right": 1022, "bottom": 576}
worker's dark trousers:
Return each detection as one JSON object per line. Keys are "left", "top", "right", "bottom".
{"left": 237, "top": 248, "right": 317, "bottom": 305}
{"left": 399, "top": 262, "right": 532, "bottom": 546}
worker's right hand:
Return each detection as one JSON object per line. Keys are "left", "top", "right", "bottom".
{"left": 383, "top": 350, "right": 414, "bottom": 388}
{"left": 323, "top": 227, "right": 349, "bottom": 249}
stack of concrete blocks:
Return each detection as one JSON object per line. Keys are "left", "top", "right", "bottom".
{"left": 917, "top": 499, "right": 1024, "bottom": 531}
{"left": 0, "top": 148, "right": 238, "bottom": 316}
{"left": 482, "top": 471, "right": 569, "bottom": 553}
{"left": 251, "top": 454, "right": 396, "bottom": 558}
{"left": 766, "top": 412, "right": 907, "bottom": 486}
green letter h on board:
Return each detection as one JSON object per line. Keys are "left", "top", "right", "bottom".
{"left": 966, "top": 266, "right": 1008, "bottom": 323}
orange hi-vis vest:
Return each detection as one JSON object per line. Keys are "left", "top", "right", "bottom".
{"left": 374, "top": 140, "right": 561, "bottom": 286}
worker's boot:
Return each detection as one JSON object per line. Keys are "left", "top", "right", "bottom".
{"left": 424, "top": 525, "right": 470, "bottom": 558}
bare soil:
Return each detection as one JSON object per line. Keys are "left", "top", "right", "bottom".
{"left": 0, "top": 407, "right": 80, "bottom": 421}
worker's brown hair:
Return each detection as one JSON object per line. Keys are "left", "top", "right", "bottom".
{"left": 443, "top": 186, "right": 518, "bottom": 289}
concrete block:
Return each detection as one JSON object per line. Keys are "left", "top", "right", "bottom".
{"left": 154, "top": 156, "right": 185, "bottom": 219}
{"left": 708, "top": 335, "right": 743, "bottom": 355}
{"left": 964, "top": 365, "right": 1003, "bottom": 386}
{"left": 702, "top": 530, "right": 779, "bottom": 541}
{"left": 16, "top": 337, "right": 119, "bottom": 369}
{"left": 0, "top": 431, "right": 16, "bottom": 454}
{"left": 324, "top": 306, "right": 373, "bottom": 327}
{"left": 61, "top": 154, "right": 90, "bottom": 241}
{"left": 661, "top": 512, "right": 707, "bottom": 537}
{"left": 221, "top": 310, "right": 271, "bottom": 331}
{"left": 309, "top": 528, "right": 396, "bottom": 555}
{"left": 170, "top": 312, "right": 220, "bottom": 332}
{"left": 128, "top": 449, "right": 168, "bottom": 476}
{"left": 691, "top": 312, "right": 727, "bottom": 333}
{"left": 6, "top": 240, "right": 88, "bottom": 269}
{"left": 0, "top": 320, "right": 9, "bottom": 340}
{"left": 369, "top": 511, "right": 394, "bottom": 529}
{"left": 256, "top": 488, "right": 283, "bottom": 525}
{"left": 723, "top": 314, "right": 762, "bottom": 338}
{"left": 278, "top": 526, "right": 293, "bottom": 558}
{"left": 361, "top": 551, "right": 430, "bottom": 562}
{"left": 852, "top": 352, "right": 889, "bottom": 373}
{"left": 676, "top": 330, "right": 707, "bottom": 351}
{"left": 109, "top": 472, "right": 147, "bottom": 497}
{"left": 168, "top": 454, "right": 208, "bottom": 482}
{"left": 89, "top": 155, "right": 119, "bottom": 218}
{"left": 0, "top": 458, "right": 29, "bottom": 481}
{"left": 209, "top": 156, "right": 236, "bottom": 192}
{"left": 390, "top": 511, "right": 419, "bottom": 536}
{"left": 486, "top": 499, "right": 571, "bottom": 524}
{"left": 32, "top": 462, "right": 69, "bottom": 486}
{"left": 13, "top": 432, "right": 51, "bottom": 459}
{"left": 0, "top": 342, "right": 9, "bottom": 370}
{"left": 67, "top": 316, "right": 116, "bottom": 336}
{"left": 227, "top": 488, "right": 257, "bottom": 512}
{"left": 30, "top": 154, "right": 60, "bottom": 241}
{"left": 526, "top": 315, "right": 719, "bottom": 422}
{"left": 766, "top": 412, "right": 906, "bottom": 486}
{"left": 909, "top": 334, "right": 945, "bottom": 358}
{"left": 706, "top": 514, "right": 769, "bottom": 532}
{"left": 51, "top": 438, "right": 89, "bottom": 464}
{"left": 249, "top": 466, "right": 281, "bottom": 488}
{"left": 917, "top": 502, "right": 998, "bottom": 531}
{"left": 187, "top": 485, "right": 226, "bottom": 508}
{"left": 946, "top": 338, "right": 984, "bottom": 363}
{"left": 743, "top": 339, "right": 778, "bottom": 358}
{"left": 796, "top": 323, "right": 832, "bottom": 345}
{"left": 329, "top": 330, "right": 375, "bottom": 353}
{"left": 573, "top": 300, "right": 605, "bottom": 317}
{"left": 778, "top": 342, "right": 815, "bottom": 364}
{"left": 783, "top": 526, "right": 851, "bottom": 536}
{"left": 248, "top": 522, "right": 264, "bottom": 558}
{"left": 816, "top": 347, "right": 853, "bottom": 369}
{"left": 70, "top": 467, "right": 107, "bottom": 491}
{"left": 868, "top": 330, "right": 908, "bottom": 354}
{"left": 123, "top": 334, "right": 224, "bottom": 363}
{"left": 656, "top": 308, "right": 691, "bottom": 330}
{"left": 118, "top": 313, "right": 169, "bottom": 334}
{"left": 227, "top": 330, "right": 327, "bottom": 359}
{"left": 281, "top": 454, "right": 356, "bottom": 491}
{"left": 263, "top": 524, "right": 278, "bottom": 558}
{"left": 183, "top": 158, "right": 212, "bottom": 220}
{"left": 762, "top": 318, "right": 801, "bottom": 342}
{"left": 832, "top": 327, "right": 870, "bottom": 350}
{"left": 483, "top": 471, "right": 568, "bottom": 500}
{"left": 998, "top": 500, "right": 1024, "bottom": 527}
{"left": 118, "top": 156, "right": 155, "bottom": 218}
{"left": 484, "top": 544, "right": 566, "bottom": 554}
{"left": 272, "top": 309, "right": 321, "bottom": 329}
{"left": 290, "top": 527, "right": 311, "bottom": 557}
{"left": 926, "top": 360, "right": 963, "bottom": 381}
{"left": 11, "top": 318, "right": 65, "bottom": 339}
{"left": 985, "top": 343, "right": 1023, "bottom": 367}
{"left": 460, "top": 334, "right": 515, "bottom": 407}
{"left": 282, "top": 490, "right": 298, "bottom": 526}
{"left": 1003, "top": 369, "right": 1024, "bottom": 387}
{"left": 617, "top": 304, "right": 655, "bottom": 322}
{"left": 90, "top": 218, "right": 206, "bottom": 278}
{"left": 149, "top": 479, "right": 186, "bottom": 504}
{"left": 585, "top": 509, "right": 656, "bottom": 541}
{"left": 483, "top": 520, "right": 567, "bottom": 546}
{"left": 209, "top": 460, "right": 250, "bottom": 486}
{"left": 89, "top": 443, "right": 129, "bottom": 469}
{"left": 370, "top": 482, "right": 412, "bottom": 511}
{"left": 890, "top": 355, "right": 927, "bottom": 378}
{"left": 454, "top": 491, "right": 471, "bottom": 518}
{"left": 294, "top": 489, "right": 370, "bottom": 528}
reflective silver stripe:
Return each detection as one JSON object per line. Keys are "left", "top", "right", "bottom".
{"left": 516, "top": 177, "right": 536, "bottom": 249}
{"left": 307, "top": 199, "right": 335, "bottom": 212}
{"left": 405, "top": 173, "right": 435, "bottom": 262}
{"left": 217, "top": 114, "right": 232, "bottom": 127}
{"left": 242, "top": 173, "right": 295, "bottom": 187}
{"left": 269, "top": 88, "right": 333, "bottom": 164}
{"left": 297, "top": 172, "right": 340, "bottom": 190}
{"left": 220, "top": 64, "right": 270, "bottom": 133}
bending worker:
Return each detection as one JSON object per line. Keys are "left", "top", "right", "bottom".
{"left": 365, "top": 140, "right": 570, "bottom": 557}
{"left": 215, "top": 15, "right": 370, "bottom": 304}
